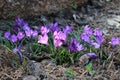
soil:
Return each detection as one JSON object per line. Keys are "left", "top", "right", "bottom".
{"left": 0, "top": 0, "right": 120, "bottom": 80}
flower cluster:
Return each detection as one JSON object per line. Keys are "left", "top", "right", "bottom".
{"left": 3, "top": 17, "right": 120, "bottom": 65}
{"left": 80, "top": 25, "right": 104, "bottom": 49}
{"left": 4, "top": 17, "right": 38, "bottom": 43}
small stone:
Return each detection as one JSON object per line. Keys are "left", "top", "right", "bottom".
{"left": 107, "top": 19, "right": 120, "bottom": 29}
{"left": 27, "top": 60, "right": 44, "bottom": 76}
{"left": 23, "top": 75, "right": 37, "bottom": 80}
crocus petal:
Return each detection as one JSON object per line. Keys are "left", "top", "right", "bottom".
{"left": 40, "top": 26, "right": 49, "bottom": 35}
{"left": 87, "top": 53, "right": 98, "bottom": 59}
{"left": 51, "top": 22, "right": 60, "bottom": 32}
{"left": 15, "top": 17, "right": 24, "bottom": 26}
{"left": 10, "top": 34, "right": 18, "bottom": 42}
{"left": 54, "top": 39, "right": 63, "bottom": 48}
{"left": 23, "top": 22, "right": 30, "bottom": 31}
{"left": 76, "top": 44, "right": 84, "bottom": 51}
{"left": 58, "top": 31, "right": 66, "bottom": 42}
{"left": 109, "top": 37, "right": 120, "bottom": 47}
{"left": 17, "top": 32, "right": 25, "bottom": 40}
{"left": 4, "top": 31, "right": 11, "bottom": 40}
{"left": 38, "top": 34, "right": 48, "bottom": 45}
{"left": 80, "top": 33, "right": 90, "bottom": 43}
{"left": 91, "top": 42, "right": 100, "bottom": 49}
{"left": 63, "top": 26, "right": 72, "bottom": 34}
{"left": 84, "top": 25, "right": 93, "bottom": 36}
{"left": 32, "top": 30, "right": 38, "bottom": 37}
{"left": 18, "top": 51, "right": 23, "bottom": 64}
{"left": 94, "top": 28, "right": 103, "bottom": 37}
{"left": 95, "top": 36, "right": 104, "bottom": 44}
{"left": 25, "top": 29, "right": 33, "bottom": 37}
{"left": 13, "top": 47, "right": 23, "bottom": 64}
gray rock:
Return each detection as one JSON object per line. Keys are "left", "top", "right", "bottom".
{"left": 27, "top": 60, "right": 44, "bottom": 76}
{"left": 107, "top": 17, "right": 120, "bottom": 29}
{"left": 23, "top": 75, "right": 38, "bottom": 80}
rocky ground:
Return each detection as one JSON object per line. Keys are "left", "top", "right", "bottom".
{"left": 0, "top": 0, "right": 120, "bottom": 80}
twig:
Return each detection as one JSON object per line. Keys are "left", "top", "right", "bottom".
{"left": 80, "top": 70, "right": 88, "bottom": 78}
{"left": 0, "top": 72, "right": 15, "bottom": 80}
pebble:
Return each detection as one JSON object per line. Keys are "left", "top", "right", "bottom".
{"left": 23, "top": 75, "right": 38, "bottom": 80}
{"left": 107, "top": 19, "right": 120, "bottom": 29}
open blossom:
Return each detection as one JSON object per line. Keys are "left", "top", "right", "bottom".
{"left": 95, "top": 36, "right": 104, "bottom": 44}
{"left": 17, "top": 32, "right": 25, "bottom": 40}
{"left": 53, "top": 31, "right": 66, "bottom": 47}
{"left": 4, "top": 31, "right": 11, "bottom": 40}
{"left": 25, "top": 29, "right": 33, "bottom": 37}
{"left": 50, "top": 22, "right": 60, "bottom": 32}
{"left": 32, "top": 29, "right": 38, "bottom": 37}
{"left": 89, "top": 36, "right": 104, "bottom": 49}
{"left": 15, "top": 17, "right": 24, "bottom": 26}
{"left": 84, "top": 25, "right": 93, "bottom": 37}
{"left": 109, "top": 37, "right": 120, "bottom": 47}
{"left": 69, "top": 38, "right": 83, "bottom": 52}
{"left": 76, "top": 43, "right": 84, "bottom": 52}
{"left": 94, "top": 28, "right": 103, "bottom": 37}
{"left": 80, "top": 32, "right": 90, "bottom": 43}
{"left": 40, "top": 26, "right": 49, "bottom": 35}
{"left": 54, "top": 39, "right": 63, "bottom": 48}
{"left": 38, "top": 34, "right": 48, "bottom": 45}
{"left": 10, "top": 34, "right": 18, "bottom": 43}
{"left": 80, "top": 25, "right": 93, "bottom": 43}
{"left": 63, "top": 26, "right": 72, "bottom": 35}
{"left": 23, "top": 22, "right": 30, "bottom": 31}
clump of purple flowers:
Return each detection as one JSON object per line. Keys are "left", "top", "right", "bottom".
{"left": 68, "top": 38, "right": 83, "bottom": 52}
{"left": 80, "top": 25, "right": 105, "bottom": 49}
{"left": 3, "top": 17, "right": 120, "bottom": 65}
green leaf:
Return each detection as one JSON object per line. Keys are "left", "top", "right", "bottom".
{"left": 85, "top": 63, "right": 92, "bottom": 71}
{"left": 65, "top": 68, "right": 74, "bottom": 79}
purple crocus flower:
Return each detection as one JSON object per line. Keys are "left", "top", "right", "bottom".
{"left": 68, "top": 38, "right": 83, "bottom": 52}
{"left": 89, "top": 36, "right": 104, "bottom": 49}
{"left": 32, "top": 29, "right": 38, "bottom": 37}
{"left": 25, "top": 29, "right": 33, "bottom": 37}
{"left": 94, "top": 28, "right": 103, "bottom": 37}
{"left": 54, "top": 39, "right": 63, "bottom": 48}
{"left": 68, "top": 38, "right": 77, "bottom": 52}
{"left": 13, "top": 46, "right": 23, "bottom": 64}
{"left": 87, "top": 52, "right": 98, "bottom": 59}
{"left": 40, "top": 26, "right": 49, "bottom": 35}
{"left": 80, "top": 32, "right": 90, "bottom": 43}
{"left": 84, "top": 25, "right": 93, "bottom": 37}
{"left": 10, "top": 34, "right": 18, "bottom": 43}
{"left": 4, "top": 31, "right": 11, "bottom": 40}
{"left": 23, "top": 22, "right": 30, "bottom": 31}
{"left": 38, "top": 34, "right": 48, "bottom": 45}
{"left": 53, "top": 31, "right": 66, "bottom": 47}
{"left": 90, "top": 42, "right": 100, "bottom": 49}
{"left": 50, "top": 22, "right": 60, "bottom": 32}
{"left": 109, "top": 37, "right": 120, "bottom": 47}
{"left": 17, "top": 32, "right": 25, "bottom": 40}
{"left": 63, "top": 26, "right": 72, "bottom": 35}
{"left": 76, "top": 43, "right": 84, "bottom": 52}
{"left": 15, "top": 17, "right": 24, "bottom": 26}
{"left": 89, "top": 28, "right": 104, "bottom": 48}
{"left": 95, "top": 36, "right": 104, "bottom": 44}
